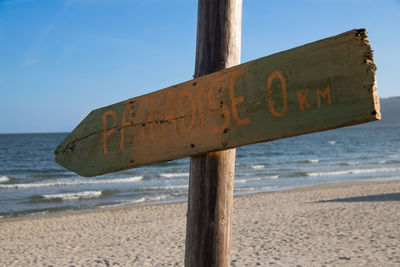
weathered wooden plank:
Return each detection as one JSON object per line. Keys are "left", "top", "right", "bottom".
{"left": 185, "top": 0, "right": 240, "bottom": 266}
{"left": 55, "top": 29, "right": 380, "bottom": 177}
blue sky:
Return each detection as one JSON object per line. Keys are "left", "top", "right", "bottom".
{"left": 0, "top": 0, "right": 399, "bottom": 133}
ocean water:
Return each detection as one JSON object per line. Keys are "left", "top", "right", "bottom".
{"left": 0, "top": 126, "right": 399, "bottom": 218}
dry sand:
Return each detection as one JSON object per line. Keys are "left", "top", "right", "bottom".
{"left": 1, "top": 180, "right": 400, "bottom": 266}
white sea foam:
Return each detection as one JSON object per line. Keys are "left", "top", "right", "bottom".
{"left": 306, "top": 167, "right": 400, "bottom": 177}
{"left": 235, "top": 186, "right": 277, "bottom": 192}
{"left": 265, "top": 175, "right": 279, "bottom": 179}
{"left": 307, "top": 159, "right": 319, "bottom": 163}
{"left": 388, "top": 154, "right": 400, "bottom": 158}
{"left": 235, "top": 175, "right": 279, "bottom": 183}
{"left": 0, "top": 176, "right": 10, "bottom": 182}
{"left": 344, "top": 161, "right": 361, "bottom": 166}
{"left": 328, "top": 141, "right": 336, "bottom": 144}
{"left": 42, "top": 191, "right": 102, "bottom": 201}
{"left": 378, "top": 161, "right": 387, "bottom": 165}
{"left": 129, "top": 194, "right": 171, "bottom": 204}
{"left": 93, "top": 176, "right": 143, "bottom": 184}
{"left": 160, "top": 173, "right": 189, "bottom": 178}
{"left": 249, "top": 165, "right": 265, "bottom": 169}
{"left": 235, "top": 178, "right": 262, "bottom": 183}
{"left": 26, "top": 211, "right": 50, "bottom": 217}
{"left": 0, "top": 176, "right": 143, "bottom": 189}
{"left": 98, "top": 194, "right": 177, "bottom": 209}
{"left": 141, "top": 184, "right": 188, "bottom": 191}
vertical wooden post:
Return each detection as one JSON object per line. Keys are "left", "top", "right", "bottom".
{"left": 185, "top": 1, "right": 242, "bottom": 266}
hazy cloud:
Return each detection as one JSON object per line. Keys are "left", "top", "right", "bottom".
{"left": 22, "top": 2, "right": 69, "bottom": 66}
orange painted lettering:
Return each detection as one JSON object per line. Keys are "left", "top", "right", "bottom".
{"left": 317, "top": 86, "right": 331, "bottom": 108}
{"left": 138, "top": 97, "right": 158, "bottom": 143}
{"left": 207, "top": 76, "right": 230, "bottom": 134}
{"left": 267, "top": 71, "right": 287, "bottom": 117}
{"left": 120, "top": 103, "right": 135, "bottom": 151}
{"left": 230, "top": 70, "right": 251, "bottom": 126}
{"left": 297, "top": 89, "right": 311, "bottom": 111}
{"left": 102, "top": 110, "right": 117, "bottom": 155}
{"left": 197, "top": 86, "right": 205, "bottom": 130}
{"left": 161, "top": 91, "right": 177, "bottom": 143}
{"left": 178, "top": 89, "right": 196, "bottom": 138}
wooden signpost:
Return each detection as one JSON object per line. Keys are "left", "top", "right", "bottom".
{"left": 55, "top": 3, "right": 380, "bottom": 266}
{"left": 55, "top": 29, "right": 380, "bottom": 177}
{"left": 185, "top": 1, "right": 241, "bottom": 266}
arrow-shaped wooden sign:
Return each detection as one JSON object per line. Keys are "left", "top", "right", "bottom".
{"left": 55, "top": 29, "right": 380, "bottom": 177}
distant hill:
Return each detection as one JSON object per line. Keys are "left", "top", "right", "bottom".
{"left": 360, "top": 96, "right": 400, "bottom": 128}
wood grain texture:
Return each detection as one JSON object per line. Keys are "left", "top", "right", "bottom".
{"left": 185, "top": 1, "right": 241, "bottom": 266}
{"left": 194, "top": 0, "right": 241, "bottom": 77}
{"left": 186, "top": 150, "right": 236, "bottom": 267}
{"left": 55, "top": 29, "right": 380, "bottom": 177}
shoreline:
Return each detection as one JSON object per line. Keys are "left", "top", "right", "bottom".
{"left": 1, "top": 179, "right": 400, "bottom": 265}
{"left": 2, "top": 178, "right": 399, "bottom": 222}
{"left": 0, "top": 178, "right": 397, "bottom": 222}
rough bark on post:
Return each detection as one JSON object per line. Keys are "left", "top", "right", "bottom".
{"left": 185, "top": 0, "right": 242, "bottom": 266}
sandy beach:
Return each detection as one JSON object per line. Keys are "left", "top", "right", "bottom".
{"left": 1, "top": 180, "right": 399, "bottom": 266}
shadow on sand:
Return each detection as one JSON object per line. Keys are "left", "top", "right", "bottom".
{"left": 315, "top": 192, "right": 400, "bottom": 203}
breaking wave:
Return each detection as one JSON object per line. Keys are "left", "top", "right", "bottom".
{"left": 42, "top": 191, "right": 102, "bottom": 201}
{"left": 159, "top": 173, "right": 189, "bottom": 178}
{"left": 0, "top": 176, "right": 10, "bottom": 183}
{"left": 0, "top": 176, "right": 144, "bottom": 189}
